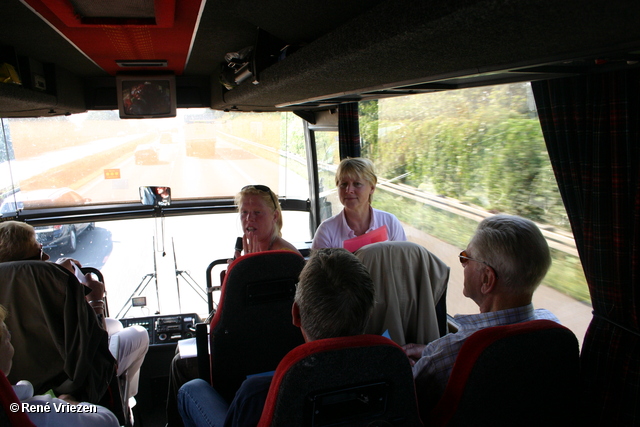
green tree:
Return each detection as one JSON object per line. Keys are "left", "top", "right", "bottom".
{"left": 359, "top": 82, "right": 568, "bottom": 230}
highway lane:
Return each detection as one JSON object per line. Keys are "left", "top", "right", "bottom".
{"left": 44, "top": 137, "right": 312, "bottom": 319}
{"left": 76, "top": 137, "right": 279, "bottom": 203}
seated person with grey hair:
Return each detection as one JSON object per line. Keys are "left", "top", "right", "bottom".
{"left": 177, "top": 248, "right": 376, "bottom": 427}
{"left": 402, "top": 214, "right": 559, "bottom": 416}
{"left": 0, "top": 304, "right": 120, "bottom": 426}
{"left": 0, "top": 220, "right": 149, "bottom": 404}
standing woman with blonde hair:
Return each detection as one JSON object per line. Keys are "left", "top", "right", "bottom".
{"left": 312, "top": 157, "right": 406, "bottom": 249}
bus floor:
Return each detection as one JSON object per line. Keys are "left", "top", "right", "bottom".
{"left": 134, "top": 343, "right": 177, "bottom": 427}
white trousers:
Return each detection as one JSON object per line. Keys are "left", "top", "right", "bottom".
{"left": 107, "top": 322, "right": 149, "bottom": 399}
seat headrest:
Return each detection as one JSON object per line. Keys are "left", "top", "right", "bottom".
{"left": 259, "top": 335, "right": 420, "bottom": 427}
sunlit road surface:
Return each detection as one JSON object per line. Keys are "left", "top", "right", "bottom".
{"left": 78, "top": 137, "right": 301, "bottom": 204}
{"left": 45, "top": 136, "right": 311, "bottom": 320}
{"left": 0, "top": 135, "right": 142, "bottom": 184}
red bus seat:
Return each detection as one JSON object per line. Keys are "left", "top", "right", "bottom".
{"left": 197, "top": 250, "right": 306, "bottom": 403}
{"left": 258, "top": 334, "right": 423, "bottom": 426}
{"left": 0, "top": 371, "right": 36, "bottom": 427}
{"left": 430, "top": 319, "right": 580, "bottom": 426}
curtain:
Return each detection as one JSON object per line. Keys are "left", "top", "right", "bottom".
{"left": 338, "top": 102, "right": 361, "bottom": 159}
{"left": 532, "top": 68, "right": 640, "bottom": 425}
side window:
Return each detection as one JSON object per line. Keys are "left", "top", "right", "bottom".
{"left": 314, "top": 130, "right": 340, "bottom": 222}
{"left": 359, "top": 85, "right": 590, "bottom": 346}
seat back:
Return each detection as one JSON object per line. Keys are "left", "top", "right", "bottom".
{"left": 430, "top": 319, "right": 580, "bottom": 427}
{"left": 0, "top": 371, "right": 36, "bottom": 427}
{"left": 258, "top": 335, "right": 423, "bottom": 427}
{"left": 355, "top": 241, "right": 449, "bottom": 345}
{"left": 0, "top": 260, "right": 115, "bottom": 403}
{"left": 208, "top": 250, "right": 306, "bottom": 402}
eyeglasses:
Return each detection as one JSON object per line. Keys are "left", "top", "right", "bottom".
{"left": 242, "top": 185, "right": 278, "bottom": 210}
{"left": 458, "top": 250, "right": 498, "bottom": 277}
{"left": 26, "top": 244, "right": 44, "bottom": 261}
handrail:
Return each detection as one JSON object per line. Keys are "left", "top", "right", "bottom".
{"left": 205, "top": 258, "right": 228, "bottom": 314}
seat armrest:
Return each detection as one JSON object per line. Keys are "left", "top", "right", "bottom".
{"left": 195, "top": 323, "right": 211, "bottom": 382}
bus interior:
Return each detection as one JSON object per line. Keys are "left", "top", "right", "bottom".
{"left": 1, "top": 0, "right": 639, "bottom": 425}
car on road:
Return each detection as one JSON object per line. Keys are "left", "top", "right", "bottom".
{"left": 0, "top": 188, "right": 94, "bottom": 253}
{"left": 159, "top": 132, "right": 176, "bottom": 145}
{"left": 135, "top": 143, "right": 160, "bottom": 164}
{"left": 184, "top": 121, "right": 216, "bottom": 158}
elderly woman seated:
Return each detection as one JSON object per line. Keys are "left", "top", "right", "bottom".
{"left": 0, "top": 221, "right": 149, "bottom": 405}
{"left": 0, "top": 304, "right": 120, "bottom": 426}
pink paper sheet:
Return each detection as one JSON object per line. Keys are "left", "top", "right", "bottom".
{"left": 343, "top": 225, "right": 389, "bottom": 252}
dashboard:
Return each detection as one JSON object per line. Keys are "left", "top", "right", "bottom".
{"left": 120, "top": 313, "right": 203, "bottom": 345}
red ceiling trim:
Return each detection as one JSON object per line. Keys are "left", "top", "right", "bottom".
{"left": 23, "top": 0, "right": 176, "bottom": 28}
{"left": 21, "top": 0, "right": 201, "bottom": 75}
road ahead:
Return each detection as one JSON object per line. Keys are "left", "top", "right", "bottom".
{"left": 42, "top": 135, "right": 311, "bottom": 318}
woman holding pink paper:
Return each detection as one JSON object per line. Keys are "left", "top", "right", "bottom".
{"left": 311, "top": 157, "right": 406, "bottom": 251}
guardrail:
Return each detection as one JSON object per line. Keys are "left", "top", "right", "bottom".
{"left": 190, "top": 134, "right": 579, "bottom": 259}
{"left": 376, "top": 179, "right": 578, "bottom": 257}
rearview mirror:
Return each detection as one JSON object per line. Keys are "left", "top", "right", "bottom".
{"left": 140, "top": 186, "right": 171, "bottom": 207}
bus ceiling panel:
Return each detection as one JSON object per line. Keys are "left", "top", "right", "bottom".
{"left": 15, "top": 0, "right": 204, "bottom": 76}
{"left": 0, "top": 65, "right": 87, "bottom": 118}
{"left": 184, "top": 0, "right": 385, "bottom": 76}
{"left": 215, "top": 0, "right": 640, "bottom": 111}
{"left": 1, "top": 0, "right": 640, "bottom": 114}
{"left": 0, "top": 0, "right": 105, "bottom": 78}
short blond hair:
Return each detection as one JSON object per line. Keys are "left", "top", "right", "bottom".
{"left": 335, "top": 157, "right": 377, "bottom": 203}
{"left": 335, "top": 158, "right": 377, "bottom": 187}
{"left": 0, "top": 221, "right": 37, "bottom": 262}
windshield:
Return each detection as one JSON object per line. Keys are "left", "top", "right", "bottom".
{"left": 0, "top": 109, "right": 311, "bottom": 319}
{"left": 0, "top": 109, "right": 309, "bottom": 210}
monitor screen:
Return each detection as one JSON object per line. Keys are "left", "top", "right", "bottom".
{"left": 117, "top": 75, "right": 176, "bottom": 119}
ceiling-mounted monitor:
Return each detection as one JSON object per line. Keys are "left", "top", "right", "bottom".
{"left": 117, "top": 74, "right": 176, "bottom": 119}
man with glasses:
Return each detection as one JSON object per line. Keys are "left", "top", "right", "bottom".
{"left": 402, "top": 214, "right": 559, "bottom": 416}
